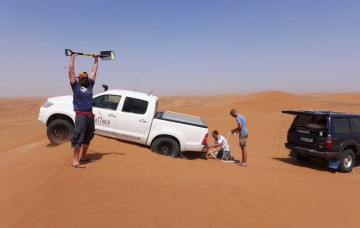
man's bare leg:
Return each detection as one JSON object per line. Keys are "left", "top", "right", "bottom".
{"left": 73, "top": 147, "right": 83, "bottom": 166}
{"left": 241, "top": 145, "right": 247, "bottom": 166}
{"left": 80, "top": 144, "right": 89, "bottom": 160}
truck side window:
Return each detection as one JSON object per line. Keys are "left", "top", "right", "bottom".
{"left": 93, "top": 95, "right": 121, "bottom": 111}
{"left": 351, "top": 118, "right": 360, "bottom": 133}
{"left": 122, "top": 97, "right": 148, "bottom": 114}
{"left": 333, "top": 118, "right": 351, "bottom": 133}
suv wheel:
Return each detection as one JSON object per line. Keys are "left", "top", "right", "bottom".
{"left": 339, "top": 149, "right": 355, "bottom": 173}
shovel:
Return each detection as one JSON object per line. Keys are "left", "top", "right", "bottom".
{"left": 65, "top": 49, "right": 115, "bottom": 60}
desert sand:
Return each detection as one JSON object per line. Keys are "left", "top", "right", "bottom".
{"left": 1, "top": 91, "right": 360, "bottom": 227}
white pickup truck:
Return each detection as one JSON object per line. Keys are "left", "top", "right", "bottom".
{"left": 38, "top": 89, "right": 209, "bottom": 157}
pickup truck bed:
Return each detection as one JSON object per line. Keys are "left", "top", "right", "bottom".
{"left": 155, "top": 111, "right": 207, "bottom": 128}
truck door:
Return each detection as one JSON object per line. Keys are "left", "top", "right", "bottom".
{"left": 114, "top": 97, "right": 152, "bottom": 143}
{"left": 92, "top": 95, "right": 122, "bottom": 137}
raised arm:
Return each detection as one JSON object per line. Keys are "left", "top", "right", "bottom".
{"left": 90, "top": 55, "right": 99, "bottom": 81}
{"left": 69, "top": 53, "right": 77, "bottom": 84}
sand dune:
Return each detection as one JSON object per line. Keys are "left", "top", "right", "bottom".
{"left": 1, "top": 92, "right": 360, "bottom": 227}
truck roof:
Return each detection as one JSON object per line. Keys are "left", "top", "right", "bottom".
{"left": 98, "top": 89, "right": 159, "bottom": 102}
{"left": 282, "top": 110, "right": 360, "bottom": 117}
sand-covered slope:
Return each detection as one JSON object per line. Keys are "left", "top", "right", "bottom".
{"left": 1, "top": 92, "right": 360, "bottom": 227}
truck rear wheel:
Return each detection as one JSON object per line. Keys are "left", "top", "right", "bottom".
{"left": 151, "top": 137, "right": 180, "bottom": 158}
{"left": 339, "top": 149, "right": 355, "bottom": 173}
{"left": 47, "top": 119, "right": 74, "bottom": 144}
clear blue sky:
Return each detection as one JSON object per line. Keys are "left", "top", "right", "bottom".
{"left": 0, "top": 0, "right": 359, "bottom": 97}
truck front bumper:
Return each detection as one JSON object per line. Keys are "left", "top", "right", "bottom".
{"left": 285, "top": 143, "right": 338, "bottom": 159}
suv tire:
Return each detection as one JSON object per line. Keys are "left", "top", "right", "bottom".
{"left": 47, "top": 119, "right": 74, "bottom": 144}
{"left": 339, "top": 149, "right": 355, "bottom": 173}
{"left": 151, "top": 137, "right": 180, "bottom": 158}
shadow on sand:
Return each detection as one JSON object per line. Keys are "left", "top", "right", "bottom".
{"left": 273, "top": 157, "right": 344, "bottom": 173}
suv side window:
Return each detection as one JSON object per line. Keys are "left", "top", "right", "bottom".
{"left": 351, "top": 118, "right": 360, "bottom": 133}
{"left": 332, "top": 118, "right": 351, "bottom": 133}
{"left": 122, "top": 97, "right": 148, "bottom": 114}
{"left": 93, "top": 95, "right": 121, "bottom": 111}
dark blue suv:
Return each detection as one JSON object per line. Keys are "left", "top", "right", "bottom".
{"left": 282, "top": 110, "right": 360, "bottom": 173}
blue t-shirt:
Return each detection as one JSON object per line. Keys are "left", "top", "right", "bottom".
{"left": 71, "top": 78, "right": 95, "bottom": 112}
{"left": 236, "top": 114, "right": 248, "bottom": 134}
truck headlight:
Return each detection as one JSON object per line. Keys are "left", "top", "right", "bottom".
{"left": 42, "top": 101, "right": 54, "bottom": 108}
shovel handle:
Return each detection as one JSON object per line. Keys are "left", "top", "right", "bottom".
{"left": 65, "top": 49, "right": 96, "bottom": 57}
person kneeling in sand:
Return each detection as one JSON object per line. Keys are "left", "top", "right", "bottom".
{"left": 208, "top": 130, "right": 232, "bottom": 161}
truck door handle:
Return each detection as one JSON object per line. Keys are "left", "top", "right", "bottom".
{"left": 108, "top": 114, "right": 116, "bottom": 117}
{"left": 139, "top": 119, "right": 147, "bottom": 123}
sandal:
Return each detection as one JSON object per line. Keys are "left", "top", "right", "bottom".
{"left": 236, "top": 162, "right": 247, "bottom": 167}
{"left": 73, "top": 164, "right": 86, "bottom": 168}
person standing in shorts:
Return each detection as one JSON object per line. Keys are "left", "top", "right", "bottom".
{"left": 68, "top": 52, "right": 98, "bottom": 168}
{"left": 230, "top": 109, "right": 248, "bottom": 167}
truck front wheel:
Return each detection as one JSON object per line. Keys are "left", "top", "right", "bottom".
{"left": 47, "top": 119, "right": 74, "bottom": 144}
{"left": 151, "top": 137, "right": 180, "bottom": 158}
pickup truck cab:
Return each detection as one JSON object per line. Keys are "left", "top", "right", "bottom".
{"left": 38, "top": 89, "right": 209, "bottom": 158}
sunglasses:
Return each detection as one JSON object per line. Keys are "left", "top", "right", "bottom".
{"left": 77, "top": 76, "right": 89, "bottom": 79}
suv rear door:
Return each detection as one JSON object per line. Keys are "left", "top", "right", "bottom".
{"left": 282, "top": 111, "right": 328, "bottom": 150}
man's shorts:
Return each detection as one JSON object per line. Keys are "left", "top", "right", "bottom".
{"left": 239, "top": 134, "right": 248, "bottom": 147}
{"left": 71, "top": 114, "right": 95, "bottom": 148}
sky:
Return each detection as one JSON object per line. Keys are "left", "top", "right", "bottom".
{"left": 0, "top": 0, "right": 359, "bottom": 97}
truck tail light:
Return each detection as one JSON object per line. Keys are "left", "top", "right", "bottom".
{"left": 325, "top": 137, "right": 332, "bottom": 149}
{"left": 202, "top": 133, "right": 208, "bottom": 145}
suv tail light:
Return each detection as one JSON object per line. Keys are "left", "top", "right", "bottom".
{"left": 325, "top": 137, "right": 332, "bottom": 149}
{"left": 202, "top": 133, "right": 208, "bottom": 145}
{"left": 287, "top": 131, "right": 290, "bottom": 142}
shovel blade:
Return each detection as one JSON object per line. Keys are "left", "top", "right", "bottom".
{"left": 99, "top": 51, "right": 115, "bottom": 60}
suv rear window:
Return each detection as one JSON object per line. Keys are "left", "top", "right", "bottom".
{"left": 293, "top": 115, "right": 327, "bottom": 129}
{"left": 333, "top": 118, "right": 351, "bottom": 133}
{"left": 293, "top": 115, "right": 313, "bottom": 127}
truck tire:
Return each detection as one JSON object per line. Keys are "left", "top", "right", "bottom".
{"left": 151, "top": 137, "right": 180, "bottom": 158}
{"left": 47, "top": 119, "right": 74, "bottom": 144}
{"left": 338, "top": 149, "right": 355, "bottom": 173}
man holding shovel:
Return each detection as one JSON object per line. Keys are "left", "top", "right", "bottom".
{"left": 68, "top": 52, "right": 98, "bottom": 168}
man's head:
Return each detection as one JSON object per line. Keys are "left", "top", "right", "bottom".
{"left": 212, "top": 130, "right": 219, "bottom": 139}
{"left": 78, "top": 71, "right": 89, "bottom": 88}
{"left": 230, "top": 108, "right": 238, "bottom": 117}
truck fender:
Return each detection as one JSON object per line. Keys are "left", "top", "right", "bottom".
{"left": 336, "top": 140, "right": 358, "bottom": 160}
{"left": 46, "top": 110, "right": 75, "bottom": 126}
{"left": 147, "top": 130, "right": 184, "bottom": 151}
